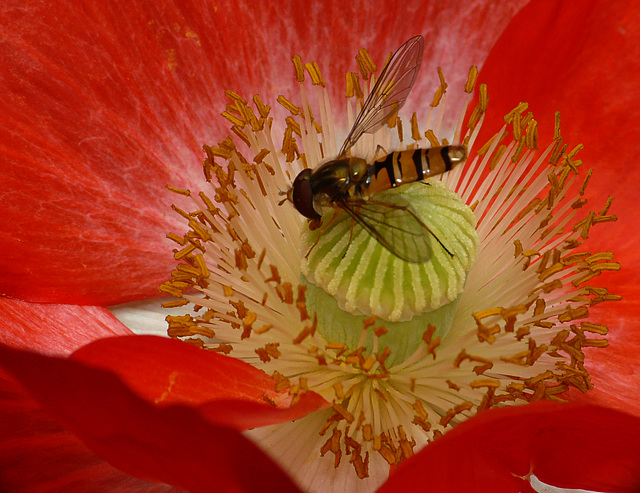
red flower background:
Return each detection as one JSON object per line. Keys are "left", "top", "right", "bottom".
{"left": 1, "top": 0, "right": 640, "bottom": 491}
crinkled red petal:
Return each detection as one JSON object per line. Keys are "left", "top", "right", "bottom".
{"left": 377, "top": 401, "right": 640, "bottom": 493}
{"left": 0, "top": 297, "right": 133, "bottom": 355}
{"left": 475, "top": 0, "right": 640, "bottom": 413}
{"left": 0, "top": 0, "right": 528, "bottom": 306}
{"left": 0, "top": 369, "right": 177, "bottom": 492}
{"left": 70, "top": 334, "right": 329, "bottom": 427}
{"left": 0, "top": 344, "right": 304, "bottom": 492}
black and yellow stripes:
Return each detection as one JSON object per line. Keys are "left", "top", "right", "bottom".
{"left": 369, "top": 146, "right": 459, "bottom": 194}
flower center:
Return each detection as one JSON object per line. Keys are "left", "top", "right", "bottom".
{"left": 160, "top": 44, "right": 620, "bottom": 486}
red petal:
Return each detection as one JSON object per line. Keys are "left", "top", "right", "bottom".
{"left": 477, "top": 0, "right": 640, "bottom": 277}
{"left": 0, "top": 344, "right": 303, "bottom": 492}
{"left": 0, "top": 297, "right": 327, "bottom": 424}
{"left": 0, "top": 369, "right": 175, "bottom": 491}
{"left": 0, "top": 297, "right": 132, "bottom": 355}
{"left": 0, "top": 0, "right": 528, "bottom": 305}
{"left": 475, "top": 0, "right": 640, "bottom": 412}
{"left": 70, "top": 334, "right": 329, "bottom": 427}
{"left": 377, "top": 402, "right": 640, "bottom": 493}
{"left": 1, "top": 1, "right": 198, "bottom": 306}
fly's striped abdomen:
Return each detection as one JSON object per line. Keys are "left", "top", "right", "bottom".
{"left": 367, "top": 145, "right": 467, "bottom": 194}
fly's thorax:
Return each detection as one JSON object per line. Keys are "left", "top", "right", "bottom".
{"left": 309, "top": 159, "right": 350, "bottom": 196}
{"left": 348, "top": 156, "right": 369, "bottom": 183}
{"left": 308, "top": 157, "right": 372, "bottom": 208}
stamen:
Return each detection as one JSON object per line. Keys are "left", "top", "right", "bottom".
{"left": 304, "top": 61, "right": 326, "bottom": 87}
{"left": 430, "top": 67, "right": 448, "bottom": 107}
{"left": 291, "top": 54, "right": 305, "bottom": 82}
{"left": 345, "top": 72, "right": 364, "bottom": 99}
{"left": 356, "top": 47, "right": 376, "bottom": 81}
{"left": 161, "top": 41, "right": 620, "bottom": 488}
{"left": 465, "top": 66, "right": 479, "bottom": 94}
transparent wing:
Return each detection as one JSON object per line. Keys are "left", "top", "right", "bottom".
{"left": 339, "top": 195, "right": 443, "bottom": 263}
{"left": 339, "top": 35, "right": 425, "bottom": 157}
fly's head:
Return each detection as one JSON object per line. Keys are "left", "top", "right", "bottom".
{"left": 291, "top": 168, "right": 322, "bottom": 220}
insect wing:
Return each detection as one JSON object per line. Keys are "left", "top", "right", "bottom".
{"left": 339, "top": 35, "right": 425, "bottom": 157}
{"left": 339, "top": 197, "right": 435, "bottom": 263}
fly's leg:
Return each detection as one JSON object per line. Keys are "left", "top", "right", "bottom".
{"left": 373, "top": 144, "right": 388, "bottom": 160}
{"left": 306, "top": 210, "right": 359, "bottom": 260}
{"left": 342, "top": 214, "right": 357, "bottom": 259}
{"left": 304, "top": 212, "right": 339, "bottom": 259}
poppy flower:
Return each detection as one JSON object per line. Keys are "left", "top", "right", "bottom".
{"left": 1, "top": 1, "right": 640, "bottom": 492}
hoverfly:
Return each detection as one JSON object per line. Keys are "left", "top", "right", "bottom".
{"left": 289, "top": 35, "right": 467, "bottom": 263}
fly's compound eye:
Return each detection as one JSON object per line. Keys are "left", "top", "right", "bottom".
{"left": 292, "top": 169, "right": 321, "bottom": 220}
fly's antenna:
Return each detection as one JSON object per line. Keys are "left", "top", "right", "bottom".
{"left": 278, "top": 187, "right": 292, "bottom": 206}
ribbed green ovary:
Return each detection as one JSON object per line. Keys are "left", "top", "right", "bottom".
{"left": 300, "top": 180, "right": 478, "bottom": 364}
